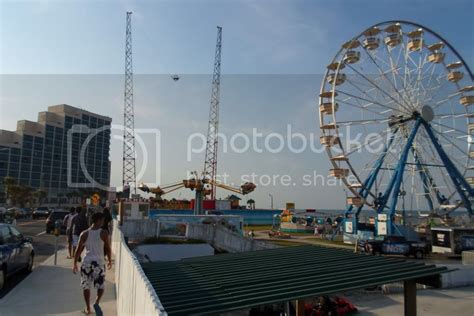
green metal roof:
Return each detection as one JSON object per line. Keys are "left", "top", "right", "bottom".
{"left": 142, "top": 245, "right": 448, "bottom": 316}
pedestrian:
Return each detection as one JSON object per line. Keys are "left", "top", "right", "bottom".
{"left": 101, "top": 207, "right": 112, "bottom": 233}
{"left": 73, "top": 212, "right": 112, "bottom": 316}
{"left": 63, "top": 207, "right": 77, "bottom": 259}
{"left": 72, "top": 207, "right": 89, "bottom": 258}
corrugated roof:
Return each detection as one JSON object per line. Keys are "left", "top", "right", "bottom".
{"left": 142, "top": 245, "right": 448, "bottom": 316}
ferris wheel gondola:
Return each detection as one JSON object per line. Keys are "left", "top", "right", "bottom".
{"left": 319, "top": 21, "right": 474, "bottom": 237}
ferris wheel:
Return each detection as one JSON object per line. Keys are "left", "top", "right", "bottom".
{"left": 319, "top": 21, "right": 474, "bottom": 236}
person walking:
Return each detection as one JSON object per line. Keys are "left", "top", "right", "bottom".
{"left": 101, "top": 207, "right": 112, "bottom": 233}
{"left": 63, "top": 207, "right": 77, "bottom": 259}
{"left": 73, "top": 212, "right": 112, "bottom": 316}
{"left": 72, "top": 207, "right": 89, "bottom": 258}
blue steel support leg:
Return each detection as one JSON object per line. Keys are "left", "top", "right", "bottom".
{"left": 411, "top": 148, "right": 435, "bottom": 210}
{"left": 334, "top": 129, "right": 398, "bottom": 240}
{"left": 422, "top": 121, "right": 473, "bottom": 215}
{"left": 354, "top": 129, "right": 398, "bottom": 218}
{"left": 378, "top": 118, "right": 422, "bottom": 235}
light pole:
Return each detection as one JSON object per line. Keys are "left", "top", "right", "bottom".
{"left": 268, "top": 194, "right": 274, "bottom": 209}
{"left": 343, "top": 188, "right": 348, "bottom": 208}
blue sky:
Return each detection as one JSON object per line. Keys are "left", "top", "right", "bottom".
{"left": 1, "top": 0, "right": 473, "bottom": 209}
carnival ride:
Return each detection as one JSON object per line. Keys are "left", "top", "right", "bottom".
{"left": 139, "top": 26, "right": 256, "bottom": 212}
{"left": 319, "top": 21, "right": 474, "bottom": 237}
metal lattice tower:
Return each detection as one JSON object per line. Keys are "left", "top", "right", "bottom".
{"left": 203, "top": 26, "right": 222, "bottom": 200}
{"left": 122, "top": 11, "right": 136, "bottom": 195}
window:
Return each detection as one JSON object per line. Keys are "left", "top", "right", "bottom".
{"left": 10, "top": 155, "right": 20, "bottom": 163}
{"left": 0, "top": 226, "right": 13, "bottom": 244}
{"left": 10, "top": 226, "right": 23, "bottom": 240}
{"left": 8, "top": 169, "right": 19, "bottom": 178}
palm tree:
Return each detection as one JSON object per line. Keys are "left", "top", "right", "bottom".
{"left": 57, "top": 192, "right": 64, "bottom": 207}
{"left": 9, "top": 185, "right": 33, "bottom": 207}
{"left": 33, "top": 189, "right": 48, "bottom": 206}
{"left": 3, "top": 176, "right": 17, "bottom": 206}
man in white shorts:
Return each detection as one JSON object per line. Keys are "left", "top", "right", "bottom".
{"left": 73, "top": 212, "right": 112, "bottom": 315}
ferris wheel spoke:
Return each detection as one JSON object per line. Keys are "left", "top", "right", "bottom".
{"left": 429, "top": 129, "right": 469, "bottom": 162}
{"left": 345, "top": 62, "right": 414, "bottom": 114}
{"left": 384, "top": 41, "right": 410, "bottom": 104}
{"left": 377, "top": 40, "right": 416, "bottom": 109}
{"left": 430, "top": 121, "right": 470, "bottom": 136}
{"left": 335, "top": 99, "right": 395, "bottom": 117}
{"left": 336, "top": 89, "right": 411, "bottom": 116}
{"left": 359, "top": 47, "right": 414, "bottom": 112}
{"left": 345, "top": 128, "right": 395, "bottom": 157}
{"left": 336, "top": 118, "right": 391, "bottom": 126}
{"left": 344, "top": 77, "right": 394, "bottom": 112}
{"left": 420, "top": 73, "right": 448, "bottom": 106}
{"left": 411, "top": 61, "right": 437, "bottom": 105}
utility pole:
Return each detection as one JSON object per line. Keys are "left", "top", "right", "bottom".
{"left": 203, "top": 26, "right": 222, "bottom": 200}
{"left": 122, "top": 11, "right": 137, "bottom": 197}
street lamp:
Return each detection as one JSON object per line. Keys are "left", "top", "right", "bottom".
{"left": 268, "top": 193, "right": 274, "bottom": 209}
{"left": 343, "top": 188, "right": 348, "bottom": 208}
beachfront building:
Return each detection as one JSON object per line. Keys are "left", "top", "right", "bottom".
{"left": 0, "top": 104, "right": 111, "bottom": 204}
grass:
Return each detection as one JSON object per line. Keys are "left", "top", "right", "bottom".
{"left": 244, "top": 225, "right": 273, "bottom": 231}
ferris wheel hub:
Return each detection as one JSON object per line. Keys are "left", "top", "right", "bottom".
{"left": 421, "top": 105, "right": 434, "bottom": 122}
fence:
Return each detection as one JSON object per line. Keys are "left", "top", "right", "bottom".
{"left": 112, "top": 220, "right": 167, "bottom": 316}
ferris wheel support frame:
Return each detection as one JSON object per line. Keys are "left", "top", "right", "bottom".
{"left": 341, "top": 115, "right": 474, "bottom": 238}
{"left": 372, "top": 117, "right": 473, "bottom": 236}
{"left": 422, "top": 121, "right": 474, "bottom": 210}
{"left": 342, "top": 129, "right": 398, "bottom": 234}
{"left": 411, "top": 148, "right": 435, "bottom": 211}
{"left": 376, "top": 118, "right": 422, "bottom": 236}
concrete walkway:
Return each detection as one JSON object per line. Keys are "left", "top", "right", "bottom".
{"left": 0, "top": 248, "right": 117, "bottom": 316}
{"left": 352, "top": 286, "right": 474, "bottom": 316}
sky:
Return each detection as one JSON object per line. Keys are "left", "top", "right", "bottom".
{"left": 0, "top": 0, "right": 473, "bottom": 209}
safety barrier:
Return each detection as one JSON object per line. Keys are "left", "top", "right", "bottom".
{"left": 111, "top": 220, "right": 167, "bottom": 316}
{"left": 186, "top": 223, "right": 278, "bottom": 253}
{"left": 462, "top": 250, "right": 474, "bottom": 265}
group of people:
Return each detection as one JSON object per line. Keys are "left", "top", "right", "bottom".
{"left": 63, "top": 207, "right": 113, "bottom": 315}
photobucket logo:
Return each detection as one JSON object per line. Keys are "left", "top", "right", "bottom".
{"left": 187, "top": 124, "right": 393, "bottom": 161}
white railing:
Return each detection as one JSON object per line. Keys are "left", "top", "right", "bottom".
{"left": 112, "top": 220, "right": 167, "bottom": 316}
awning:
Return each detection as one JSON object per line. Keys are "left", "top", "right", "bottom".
{"left": 142, "top": 245, "right": 448, "bottom": 315}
